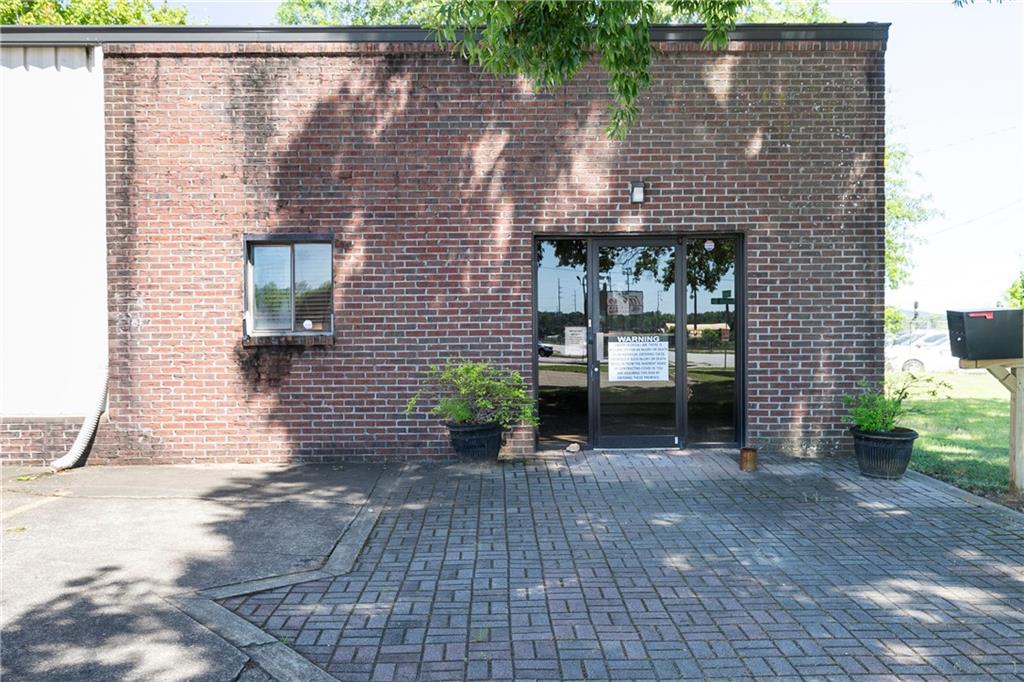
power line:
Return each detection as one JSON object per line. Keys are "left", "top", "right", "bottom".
{"left": 911, "top": 125, "right": 1020, "bottom": 156}
{"left": 925, "top": 199, "right": 1022, "bottom": 237}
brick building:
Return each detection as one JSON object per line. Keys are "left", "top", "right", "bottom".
{"left": 0, "top": 24, "right": 888, "bottom": 465}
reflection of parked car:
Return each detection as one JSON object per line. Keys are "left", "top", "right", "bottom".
{"left": 885, "top": 331, "right": 957, "bottom": 372}
{"left": 538, "top": 343, "right": 554, "bottom": 357}
{"left": 885, "top": 328, "right": 945, "bottom": 348}
{"left": 886, "top": 331, "right": 924, "bottom": 347}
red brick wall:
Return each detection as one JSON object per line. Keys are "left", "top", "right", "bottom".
{"left": 0, "top": 417, "right": 86, "bottom": 466}
{"left": 7, "top": 38, "right": 884, "bottom": 464}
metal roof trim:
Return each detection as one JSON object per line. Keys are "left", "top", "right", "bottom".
{"left": 0, "top": 23, "right": 889, "bottom": 46}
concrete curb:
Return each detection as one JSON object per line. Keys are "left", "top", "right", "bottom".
{"left": 904, "top": 468, "right": 1024, "bottom": 524}
{"left": 168, "top": 596, "right": 276, "bottom": 647}
{"left": 196, "top": 570, "right": 336, "bottom": 600}
{"left": 242, "top": 641, "right": 339, "bottom": 682}
{"left": 165, "top": 465, "right": 406, "bottom": 681}
{"left": 321, "top": 500, "right": 385, "bottom": 575}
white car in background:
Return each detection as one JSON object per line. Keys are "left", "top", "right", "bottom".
{"left": 885, "top": 330, "right": 958, "bottom": 373}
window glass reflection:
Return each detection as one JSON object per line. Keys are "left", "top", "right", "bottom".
{"left": 294, "top": 243, "right": 332, "bottom": 332}
{"left": 685, "top": 238, "right": 736, "bottom": 442}
{"left": 598, "top": 245, "right": 676, "bottom": 438}
{"left": 253, "top": 245, "right": 292, "bottom": 331}
{"left": 536, "top": 240, "right": 588, "bottom": 447}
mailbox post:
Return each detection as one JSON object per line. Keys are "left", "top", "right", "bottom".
{"left": 948, "top": 309, "right": 1024, "bottom": 495}
{"left": 957, "top": 357, "right": 1024, "bottom": 494}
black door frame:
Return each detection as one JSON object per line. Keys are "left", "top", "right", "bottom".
{"left": 533, "top": 234, "right": 745, "bottom": 450}
{"left": 589, "top": 237, "right": 680, "bottom": 449}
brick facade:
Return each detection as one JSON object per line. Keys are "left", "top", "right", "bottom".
{"left": 2, "top": 35, "right": 885, "bottom": 464}
{"left": 0, "top": 417, "right": 88, "bottom": 466}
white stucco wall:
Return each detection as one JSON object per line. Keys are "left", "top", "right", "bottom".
{"left": 1, "top": 46, "right": 108, "bottom": 416}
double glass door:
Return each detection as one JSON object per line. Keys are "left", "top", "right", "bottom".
{"left": 536, "top": 237, "right": 740, "bottom": 449}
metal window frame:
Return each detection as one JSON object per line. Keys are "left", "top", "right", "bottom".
{"left": 243, "top": 233, "right": 335, "bottom": 338}
{"left": 532, "top": 233, "right": 746, "bottom": 451}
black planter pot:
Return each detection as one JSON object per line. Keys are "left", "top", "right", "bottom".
{"left": 850, "top": 426, "right": 918, "bottom": 480}
{"left": 447, "top": 422, "right": 503, "bottom": 460}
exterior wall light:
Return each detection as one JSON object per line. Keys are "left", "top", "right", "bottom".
{"left": 629, "top": 181, "right": 646, "bottom": 204}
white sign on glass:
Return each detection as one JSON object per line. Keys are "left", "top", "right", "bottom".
{"left": 607, "top": 335, "right": 669, "bottom": 382}
{"left": 563, "top": 326, "right": 586, "bottom": 356}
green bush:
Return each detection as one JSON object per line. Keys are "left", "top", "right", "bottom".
{"left": 406, "top": 361, "right": 538, "bottom": 430}
{"left": 844, "top": 374, "right": 947, "bottom": 433}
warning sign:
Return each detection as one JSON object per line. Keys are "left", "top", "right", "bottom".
{"left": 607, "top": 335, "right": 668, "bottom": 382}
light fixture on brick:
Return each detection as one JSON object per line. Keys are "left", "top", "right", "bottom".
{"left": 629, "top": 180, "right": 646, "bottom": 203}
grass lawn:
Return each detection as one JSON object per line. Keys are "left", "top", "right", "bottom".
{"left": 899, "top": 370, "right": 1016, "bottom": 505}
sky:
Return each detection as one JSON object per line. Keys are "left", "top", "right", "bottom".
{"left": 170, "top": 0, "right": 1023, "bottom": 314}
{"left": 833, "top": 0, "right": 1023, "bottom": 313}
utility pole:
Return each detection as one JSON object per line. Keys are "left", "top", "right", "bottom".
{"left": 692, "top": 288, "right": 699, "bottom": 332}
{"left": 557, "top": 278, "right": 562, "bottom": 314}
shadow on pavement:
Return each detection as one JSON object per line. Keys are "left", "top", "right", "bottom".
{"left": 1, "top": 463, "right": 387, "bottom": 681}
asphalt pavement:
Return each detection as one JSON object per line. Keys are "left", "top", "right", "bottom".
{"left": 1, "top": 463, "right": 387, "bottom": 681}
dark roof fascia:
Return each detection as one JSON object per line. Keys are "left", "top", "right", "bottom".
{"left": 654, "top": 23, "right": 887, "bottom": 43}
{"left": 0, "top": 23, "right": 888, "bottom": 46}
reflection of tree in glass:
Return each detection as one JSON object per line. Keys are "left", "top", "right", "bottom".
{"left": 538, "top": 242, "right": 671, "bottom": 284}
{"left": 538, "top": 311, "right": 586, "bottom": 342}
{"left": 537, "top": 240, "right": 736, "bottom": 331}
{"left": 538, "top": 241, "right": 734, "bottom": 293}
{"left": 536, "top": 238, "right": 737, "bottom": 333}
{"left": 255, "top": 282, "right": 289, "bottom": 314}
{"left": 294, "top": 281, "right": 332, "bottom": 328}
{"left": 687, "top": 241, "right": 734, "bottom": 293}
{"left": 536, "top": 240, "right": 591, "bottom": 271}
{"left": 626, "top": 246, "right": 672, "bottom": 288}
{"left": 605, "top": 311, "right": 676, "bottom": 336}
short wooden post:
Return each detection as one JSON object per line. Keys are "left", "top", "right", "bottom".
{"left": 1012, "top": 368, "right": 1023, "bottom": 494}
{"left": 964, "top": 358, "right": 1024, "bottom": 496}
{"left": 739, "top": 447, "right": 758, "bottom": 472}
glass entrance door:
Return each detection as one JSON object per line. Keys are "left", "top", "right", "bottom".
{"left": 534, "top": 236, "right": 741, "bottom": 450}
{"left": 595, "top": 242, "right": 680, "bottom": 448}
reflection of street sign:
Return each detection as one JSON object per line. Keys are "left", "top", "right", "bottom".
{"left": 607, "top": 290, "right": 644, "bottom": 316}
{"left": 722, "top": 290, "right": 731, "bottom": 298}
{"left": 711, "top": 296, "right": 735, "bottom": 305}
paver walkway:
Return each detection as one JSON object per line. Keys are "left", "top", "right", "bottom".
{"left": 222, "top": 451, "right": 1024, "bottom": 680}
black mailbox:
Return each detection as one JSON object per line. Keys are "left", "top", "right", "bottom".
{"left": 947, "top": 309, "right": 1023, "bottom": 360}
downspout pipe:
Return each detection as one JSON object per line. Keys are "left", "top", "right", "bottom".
{"left": 50, "top": 368, "right": 108, "bottom": 472}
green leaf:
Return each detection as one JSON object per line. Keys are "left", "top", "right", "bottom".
{"left": 426, "top": 0, "right": 743, "bottom": 139}
{"left": 411, "top": 360, "right": 538, "bottom": 429}
{"left": 273, "top": 0, "right": 854, "bottom": 139}
{"left": 1, "top": 0, "right": 187, "bottom": 25}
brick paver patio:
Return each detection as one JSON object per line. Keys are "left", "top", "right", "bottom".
{"left": 221, "top": 451, "right": 1024, "bottom": 680}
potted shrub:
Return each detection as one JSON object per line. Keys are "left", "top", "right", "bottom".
{"left": 406, "top": 361, "right": 538, "bottom": 459}
{"left": 843, "top": 375, "right": 944, "bottom": 479}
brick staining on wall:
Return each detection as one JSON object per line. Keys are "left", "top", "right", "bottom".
{"left": 23, "top": 36, "right": 884, "bottom": 465}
